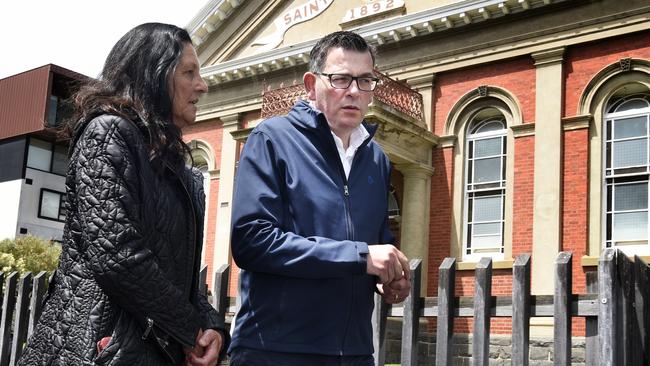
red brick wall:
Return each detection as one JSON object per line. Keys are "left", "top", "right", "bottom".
{"left": 428, "top": 146, "right": 454, "bottom": 297}
{"left": 512, "top": 136, "right": 535, "bottom": 258}
{"left": 432, "top": 57, "right": 536, "bottom": 136}
{"left": 564, "top": 30, "right": 650, "bottom": 116}
{"left": 183, "top": 120, "right": 224, "bottom": 288}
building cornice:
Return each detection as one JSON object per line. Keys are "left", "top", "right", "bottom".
{"left": 188, "top": 0, "right": 245, "bottom": 46}
{"left": 200, "top": 0, "right": 566, "bottom": 85}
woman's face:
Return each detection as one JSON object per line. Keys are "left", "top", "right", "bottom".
{"left": 170, "top": 43, "right": 208, "bottom": 128}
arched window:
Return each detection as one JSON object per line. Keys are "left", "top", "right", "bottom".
{"left": 464, "top": 110, "right": 507, "bottom": 260}
{"left": 604, "top": 93, "right": 650, "bottom": 251}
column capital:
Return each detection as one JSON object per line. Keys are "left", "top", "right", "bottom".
{"left": 531, "top": 47, "right": 565, "bottom": 67}
{"left": 394, "top": 163, "right": 434, "bottom": 178}
{"left": 406, "top": 73, "right": 436, "bottom": 90}
{"left": 220, "top": 113, "right": 241, "bottom": 127}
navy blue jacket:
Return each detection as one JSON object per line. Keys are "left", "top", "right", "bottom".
{"left": 230, "top": 100, "right": 393, "bottom": 356}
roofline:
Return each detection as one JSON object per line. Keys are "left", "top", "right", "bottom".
{"left": 198, "top": 0, "right": 564, "bottom": 84}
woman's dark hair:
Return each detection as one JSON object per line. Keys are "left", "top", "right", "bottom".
{"left": 66, "top": 22, "right": 193, "bottom": 167}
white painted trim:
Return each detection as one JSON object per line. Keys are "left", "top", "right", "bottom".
{"left": 199, "top": 0, "right": 563, "bottom": 83}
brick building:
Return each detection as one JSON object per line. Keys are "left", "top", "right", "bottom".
{"left": 184, "top": 0, "right": 650, "bottom": 340}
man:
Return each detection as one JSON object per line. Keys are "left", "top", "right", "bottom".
{"left": 229, "top": 31, "right": 411, "bottom": 366}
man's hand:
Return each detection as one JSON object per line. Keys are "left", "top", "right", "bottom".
{"left": 366, "top": 244, "right": 410, "bottom": 284}
{"left": 377, "top": 277, "right": 412, "bottom": 304}
{"left": 184, "top": 329, "right": 223, "bottom": 366}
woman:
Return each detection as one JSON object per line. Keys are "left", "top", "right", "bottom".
{"left": 18, "top": 23, "right": 228, "bottom": 366}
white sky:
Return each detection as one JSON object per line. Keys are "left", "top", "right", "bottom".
{"left": 0, "top": 0, "right": 209, "bottom": 80}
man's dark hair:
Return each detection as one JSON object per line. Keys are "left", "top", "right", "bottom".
{"left": 309, "top": 31, "right": 376, "bottom": 73}
{"left": 66, "top": 22, "right": 194, "bottom": 168}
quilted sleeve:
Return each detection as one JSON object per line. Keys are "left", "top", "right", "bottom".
{"left": 75, "top": 115, "right": 200, "bottom": 348}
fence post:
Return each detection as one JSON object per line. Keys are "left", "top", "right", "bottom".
{"left": 472, "top": 257, "right": 492, "bottom": 366}
{"left": 0, "top": 272, "right": 18, "bottom": 366}
{"left": 400, "top": 259, "right": 422, "bottom": 366}
{"left": 634, "top": 256, "right": 650, "bottom": 366}
{"left": 372, "top": 292, "right": 389, "bottom": 366}
{"left": 212, "top": 264, "right": 230, "bottom": 323}
{"left": 512, "top": 253, "right": 531, "bottom": 366}
{"left": 436, "top": 257, "right": 456, "bottom": 366}
{"left": 554, "top": 252, "right": 572, "bottom": 365}
{"left": 599, "top": 248, "right": 618, "bottom": 365}
{"left": 617, "top": 252, "right": 635, "bottom": 365}
{"left": 27, "top": 272, "right": 48, "bottom": 339}
{"left": 10, "top": 272, "right": 33, "bottom": 365}
{"left": 585, "top": 271, "right": 599, "bottom": 366}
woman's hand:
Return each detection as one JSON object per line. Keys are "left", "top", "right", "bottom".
{"left": 184, "top": 329, "right": 223, "bottom": 366}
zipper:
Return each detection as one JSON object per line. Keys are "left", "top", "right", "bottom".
{"left": 165, "top": 161, "right": 198, "bottom": 301}
{"left": 320, "top": 118, "right": 375, "bottom": 355}
{"left": 140, "top": 162, "right": 198, "bottom": 347}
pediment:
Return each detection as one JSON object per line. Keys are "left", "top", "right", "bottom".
{"left": 189, "top": 0, "right": 409, "bottom": 67}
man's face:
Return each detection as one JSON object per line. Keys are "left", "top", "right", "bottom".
{"left": 305, "top": 47, "right": 374, "bottom": 138}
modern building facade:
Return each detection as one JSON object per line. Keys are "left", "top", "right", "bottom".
{"left": 184, "top": 0, "right": 650, "bottom": 338}
{"left": 0, "top": 64, "right": 86, "bottom": 242}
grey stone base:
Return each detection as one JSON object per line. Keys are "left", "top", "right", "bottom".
{"left": 383, "top": 319, "right": 587, "bottom": 366}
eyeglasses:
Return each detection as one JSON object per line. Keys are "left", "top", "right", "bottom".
{"left": 315, "top": 73, "right": 379, "bottom": 91}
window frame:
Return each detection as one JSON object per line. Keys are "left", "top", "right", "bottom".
{"left": 38, "top": 188, "right": 66, "bottom": 223}
{"left": 603, "top": 94, "right": 650, "bottom": 253}
{"left": 26, "top": 137, "right": 68, "bottom": 177}
{"left": 463, "top": 116, "right": 507, "bottom": 261}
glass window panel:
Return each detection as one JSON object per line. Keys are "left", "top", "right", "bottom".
{"left": 614, "top": 183, "right": 648, "bottom": 211}
{"left": 472, "top": 222, "right": 501, "bottom": 236}
{"left": 47, "top": 95, "right": 58, "bottom": 127}
{"left": 51, "top": 145, "right": 68, "bottom": 175}
{"left": 41, "top": 191, "right": 60, "bottom": 219}
{"left": 614, "top": 116, "right": 647, "bottom": 139}
{"left": 473, "top": 158, "right": 501, "bottom": 183}
{"left": 613, "top": 211, "right": 648, "bottom": 241}
{"left": 27, "top": 139, "right": 52, "bottom": 171}
{"left": 471, "top": 234, "right": 501, "bottom": 249}
{"left": 613, "top": 139, "right": 647, "bottom": 168}
{"left": 616, "top": 99, "right": 650, "bottom": 113}
{"left": 474, "top": 138, "right": 501, "bottom": 158}
{"left": 474, "top": 120, "right": 504, "bottom": 134}
{"left": 473, "top": 196, "right": 502, "bottom": 221}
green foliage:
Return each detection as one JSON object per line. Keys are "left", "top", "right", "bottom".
{"left": 0, "top": 236, "right": 61, "bottom": 275}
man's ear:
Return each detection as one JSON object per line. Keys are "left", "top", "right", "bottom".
{"left": 303, "top": 72, "right": 317, "bottom": 101}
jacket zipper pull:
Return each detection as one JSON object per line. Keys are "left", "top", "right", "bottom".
{"left": 344, "top": 185, "right": 349, "bottom": 196}
{"left": 142, "top": 317, "right": 154, "bottom": 340}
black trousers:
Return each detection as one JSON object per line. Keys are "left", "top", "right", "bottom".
{"left": 229, "top": 347, "right": 375, "bottom": 366}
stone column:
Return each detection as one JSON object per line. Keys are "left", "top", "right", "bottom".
{"left": 395, "top": 163, "right": 434, "bottom": 290}
{"left": 531, "top": 48, "right": 565, "bottom": 295}
{"left": 212, "top": 114, "right": 240, "bottom": 272}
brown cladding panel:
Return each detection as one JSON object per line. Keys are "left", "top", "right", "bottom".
{"left": 0, "top": 66, "right": 50, "bottom": 140}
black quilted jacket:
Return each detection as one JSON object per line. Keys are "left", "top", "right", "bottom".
{"left": 19, "top": 115, "right": 227, "bottom": 365}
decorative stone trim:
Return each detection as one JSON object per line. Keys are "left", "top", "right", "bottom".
{"left": 510, "top": 123, "right": 535, "bottom": 137}
{"left": 438, "top": 135, "right": 457, "bottom": 148}
{"left": 457, "top": 258, "right": 515, "bottom": 271}
{"left": 477, "top": 85, "right": 488, "bottom": 97}
{"left": 199, "top": 0, "right": 565, "bottom": 84}
{"left": 220, "top": 113, "right": 241, "bottom": 127}
{"left": 562, "top": 114, "right": 592, "bottom": 131}
{"left": 582, "top": 254, "right": 650, "bottom": 267}
{"left": 531, "top": 47, "right": 565, "bottom": 67}
{"left": 230, "top": 127, "right": 253, "bottom": 142}
{"left": 619, "top": 57, "right": 632, "bottom": 72}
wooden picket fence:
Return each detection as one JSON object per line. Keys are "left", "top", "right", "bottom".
{"left": 0, "top": 248, "right": 648, "bottom": 365}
